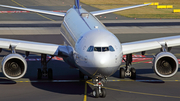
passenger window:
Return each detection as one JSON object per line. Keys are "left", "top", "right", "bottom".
{"left": 94, "top": 47, "right": 101, "bottom": 52}
{"left": 109, "top": 46, "right": 115, "bottom": 51}
{"left": 102, "top": 47, "right": 109, "bottom": 52}
{"left": 87, "top": 46, "right": 94, "bottom": 52}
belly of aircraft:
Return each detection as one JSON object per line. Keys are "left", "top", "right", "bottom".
{"left": 79, "top": 66, "right": 120, "bottom": 78}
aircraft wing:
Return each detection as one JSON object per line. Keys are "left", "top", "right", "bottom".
{"left": 0, "top": 4, "right": 65, "bottom": 17}
{"left": 91, "top": 3, "right": 151, "bottom": 16}
{"left": 0, "top": 38, "right": 71, "bottom": 57}
{"left": 122, "top": 35, "right": 180, "bottom": 55}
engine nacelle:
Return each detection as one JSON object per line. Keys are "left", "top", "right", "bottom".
{"left": 1, "top": 54, "right": 27, "bottom": 79}
{"left": 153, "top": 52, "right": 178, "bottom": 78}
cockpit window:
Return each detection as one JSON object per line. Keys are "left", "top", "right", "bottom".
{"left": 87, "top": 46, "right": 115, "bottom": 52}
{"left": 102, "top": 47, "right": 109, "bottom": 52}
{"left": 87, "top": 46, "right": 94, "bottom": 52}
{"left": 94, "top": 47, "right": 101, "bottom": 52}
{"left": 109, "top": 46, "right": 115, "bottom": 51}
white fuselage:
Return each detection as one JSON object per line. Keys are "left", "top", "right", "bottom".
{"left": 61, "top": 7, "right": 123, "bottom": 78}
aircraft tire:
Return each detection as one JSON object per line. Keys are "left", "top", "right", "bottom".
{"left": 100, "top": 88, "right": 106, "bottom": 98}
{"left": 93, "top": 88, "right": 99, "bottom": 98}
{"left": 130, "top": 68, "right": 136, "bottom": 80}
{"left": 120, "top": 68, "right": 125, "bottom": 79}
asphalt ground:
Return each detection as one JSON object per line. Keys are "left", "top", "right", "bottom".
{"left": 0, "top": 0, "right": 133, "bottom": 21}
{"left": 0, "top": 21, "right": 180, "bottom": 27}
{"left": 0, "top": 0, "right": 180, "bottom": 101}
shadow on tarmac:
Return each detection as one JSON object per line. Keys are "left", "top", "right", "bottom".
{"left": 0, "top": 58, "right": 93, "bottom": 96}
{"left": 0, "top": 75, "right": 17, "bottom": 84}
{"left": 31, "top": 81, "right": 92, "bottom": 96}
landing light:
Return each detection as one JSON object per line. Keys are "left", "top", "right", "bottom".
{"left": 100, "top": 59, "right": 106, "bottom": 64}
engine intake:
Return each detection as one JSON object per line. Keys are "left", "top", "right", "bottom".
{"left": 1, "top": 54, "right": 27, "bottom": 79}
{"left": 153, "top": 52, "right": 178, "bottom": 78}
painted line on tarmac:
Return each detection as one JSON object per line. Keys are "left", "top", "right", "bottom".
{"left": 0, "top": 10, "right": 67, "bottom": 13}
{"left": 123, "top": 55, "right": 180, "bottom": 64}
{"left": 2, "top": 79, "right": 180, "bottom": 100}
{"left": 83, "top": 82, "right": 87, "bottom": 101}
{"left": 108, "top": 79, "right": 180, "bottom": 82}
{"left": 11, "top": 0, "right": 55, "bottom": 21}
{"left": 86, "top": 80, "right": 180, "bottom": 99}
{"left": 0, "top": 80, "right": 80, "bottom": 84}
{"left": 26, "top": 56, "right": 63, "bottom": 61}
{"left": 1, "top": 79, "right": 180, "bottom": 83}
{"left": 10, "top": 80, "right": 80, "bottom": 83}
{"left": 103, "top": 86, "right": 180, "bottom": 99}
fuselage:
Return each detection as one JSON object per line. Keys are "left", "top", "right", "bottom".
{"left": 60, "top": 7, "right": 123, "bottom": 78}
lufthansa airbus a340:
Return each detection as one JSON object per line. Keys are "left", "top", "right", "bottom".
{"left": 0, "top": 0, "right": 179, "bottom": 98}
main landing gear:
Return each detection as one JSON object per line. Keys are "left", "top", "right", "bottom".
{"left": 92, "top": 77, "right": 106, "bottom": 98}
{"left": 37, "top": 54, "right": 53, "bottom": 80}
{"left": 120, "top": 54, "right": 136, "bottom": 79}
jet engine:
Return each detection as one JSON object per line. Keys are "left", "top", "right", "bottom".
{"left": 1, "top": 54, "right": 27, "bottom": 79}
{"left": 153, "top": 52, "right": 178, "bottom": 78}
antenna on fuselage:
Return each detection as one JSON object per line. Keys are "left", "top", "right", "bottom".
{"left": 74, "top": 0, "right": 80, "bottom": 9}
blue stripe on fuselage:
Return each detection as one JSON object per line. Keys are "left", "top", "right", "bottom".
{"left": 75, "top": 0, "right": 80, "bottom": 9}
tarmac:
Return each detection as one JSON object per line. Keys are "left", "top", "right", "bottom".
{"left": 0, "top": 0, "right": 180, "bottom": 101}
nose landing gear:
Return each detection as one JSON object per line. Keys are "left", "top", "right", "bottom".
{"left": 92, "top": 77, "right": 106, "bottom": 98}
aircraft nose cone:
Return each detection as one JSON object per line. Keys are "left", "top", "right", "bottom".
{"left": 94, "top": 53, "right": 110, "bottom": 67}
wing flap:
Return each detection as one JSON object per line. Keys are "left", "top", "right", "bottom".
{"left": 166, "top": 38, "right": 180, "bottom": 47}
{"left": 122, "top": 35, "right": 180, "bottom": 55}
{"left": 0, "top": 4, "right": 65, "bottom": 17}
{"left": 91, "top": 3, "right": 151, "bottom": 16}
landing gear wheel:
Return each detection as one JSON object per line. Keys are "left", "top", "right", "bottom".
{"left": 93, "top": 88, "right": 99, "bottom": 98}
{"left": 120, "top": 68, "right": 125, "bottom": 79}
{"left": 37, "top": 68, "right": 42, "bottom": 80}
{"left": 100, "top": 88, "right": 106, "bottom": 98}
{"left": 79, "top": 71, "right": 84, "bottom": 79}
{"left": 48, "top": 68, "right": 53, "bottom": 80}
{"left": 130, "top": 68, "right": 136, "bottom": 80}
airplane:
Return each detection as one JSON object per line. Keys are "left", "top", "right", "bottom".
{"left": 0, "top": 0, "right": 179, "bottom": 98}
